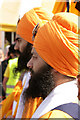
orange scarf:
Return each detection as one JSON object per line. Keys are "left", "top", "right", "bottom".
{"left": 22, "top": 97, "right": 43, "bottom": 119}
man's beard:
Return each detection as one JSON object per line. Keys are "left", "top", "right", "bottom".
{"left": 23, "top": 64, "right": 55, "bottom": 103}
{"left": 15, "top": 42, "right": 32, "bottom": 72}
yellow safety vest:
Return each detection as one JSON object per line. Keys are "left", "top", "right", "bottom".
{"left": 6, "top": 58, "right": 21, "bottom": 97}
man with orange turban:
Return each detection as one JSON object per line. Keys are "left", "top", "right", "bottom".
{"left": 14, "top": 7, "right": 53, "bottom": 119}
{"left": 26, "top": 12, "right": 80, "bottom": 119}
{"left": 0, "top": 7, "right": 53, "bottom": 119}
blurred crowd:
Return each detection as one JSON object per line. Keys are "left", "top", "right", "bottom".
{"left": 0, "top": 44, "right": 21, "bottom": 99}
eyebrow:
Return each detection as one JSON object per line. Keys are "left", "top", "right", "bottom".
{"left": 15, "top": 37, "right": 21, "bottom": 41}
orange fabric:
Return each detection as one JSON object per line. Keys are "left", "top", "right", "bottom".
{"left": 22, "top": 97, "right": 43, "bottom": 119}
{"left": 52, "top": 2, "right": 67, "bottom": 14}
{"left": 12, "top": 81, "right": 23, "bottom": 117}
{"left": 16, "top": 7, "right": 53, "bottom": 44}
{"left": 0, "top": 80, "right": 22, "bottom": 119}
{"left": 5, "top": 109, "right": 12, "bottom": 118}
{"left": 34, "top": 12, "right": 80, "bottom": 78}
{"left": 13, "top": 77, "right": 43, "bottom": 118}
{"left": 52, "top": 1, "right": 80, "bottom": 16}
{"left": 13, "top": 80, "right": 22, "bottom": 101}
{"left": 0, "top": 92, "right": 14, "bottom": 119}
{"left": 70, "top": 2, "right": 80, "bottom": 16}
{"left": 12, "top": 80, "right": 24, "bottom": 118}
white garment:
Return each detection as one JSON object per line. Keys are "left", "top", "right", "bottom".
{"left": 31, "top": 80, "right": 78, "bottom": 119}
{"left": 13, "top": 72, "right": 31, "bottom": 119}
{"left": 12, "top": 101, "right": 17, "bottom": 116}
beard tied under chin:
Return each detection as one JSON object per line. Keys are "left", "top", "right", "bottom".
{"left": 23, "top": 64, "right": 55, "bottom": 103}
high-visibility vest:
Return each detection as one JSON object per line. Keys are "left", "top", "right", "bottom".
{"left": 6, "top": 58, "right": 21, "bottom": 97}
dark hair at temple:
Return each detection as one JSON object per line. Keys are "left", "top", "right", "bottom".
{"left": 15, "top": 42, "right": 32, "bottom": 72}
{"left": 17, "top": 18, "right": 20, "bottom": 25}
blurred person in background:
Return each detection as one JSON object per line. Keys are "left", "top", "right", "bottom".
{"left": 0, "top": 48, "right": 4, "bottom": 65}
{"left": 4, "top": 37, "right": 10, "bottom": 49}
{"left": 2, "top": 44, "right": 20, "bottom": 83}
{"left": 3, "top": 44, "right": 21, "bottom": 97}
{"left": 0, "top": 48, "right": 5, "bottom": 100}
{"left": 2, "top": 44, "right": 20, "bottom": 100}
{"left": 5, "top": 45, "right": 10, "bottom": 59}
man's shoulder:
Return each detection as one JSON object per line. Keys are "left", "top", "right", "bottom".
{"left": 40, "top": 109, "right": 72, "bottom": 118}
{"left": 40, "top": 102, "right": 80, "bottom": 119}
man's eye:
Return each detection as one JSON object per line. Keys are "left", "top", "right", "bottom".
{"left": 33, "top": 56, "right": 37, "bottom": 59}
{"left": 18, "top": 39, "right": 21, "bottom": 42}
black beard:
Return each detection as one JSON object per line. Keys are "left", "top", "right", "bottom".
{"left": 15, "top": 42, "right": 32, "bottom": 72}
{"left": 23, "top": 64, "right": 55, "bottom": 103}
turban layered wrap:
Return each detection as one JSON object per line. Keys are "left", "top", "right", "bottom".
{"left": 34, "top": 12, "right": 80, "bottom": 78}
{"left": 16, "top": 7, "right": 53, "bottom": 44}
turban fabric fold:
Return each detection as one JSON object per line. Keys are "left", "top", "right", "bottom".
{"left": 16, "top": 7, "right": 53, "bottom": 44}
{"left": 34, "top": 12, "right": 80, "bottom": 78}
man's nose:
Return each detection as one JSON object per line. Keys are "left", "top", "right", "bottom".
{"left": 27, "top": 58, "right": 33, "bottom": 69}
{"left": 14, "top": 42, "right": 19, "bottom": 50}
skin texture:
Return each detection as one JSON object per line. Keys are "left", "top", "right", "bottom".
{"left": 23, "top": 48, "right": 55, "bottom": 101}
{"left": 27, "top": 48, "right": 46, "bottom": 73}
{"left": 23, "top": 47, "right": 75, "bottom": 101}
{"left": 3, "top": 77, "right": 8, "bottom": 92}
{"left": 23, "top": 60, "right": 55, "bottom": 101}
{"left": 15, "top": 42, "right": 32, "bottom": 72}
{"left": 15, "top": 34, "right": 28, "bottom": 53}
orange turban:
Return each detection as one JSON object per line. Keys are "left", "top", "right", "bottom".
{"left": 34, "top": 12, "right": 80, "bottom": 78}
{"left": 16, "top": 7, "right": 53, "bottom": 44}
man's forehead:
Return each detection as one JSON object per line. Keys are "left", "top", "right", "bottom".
{"left": 15, "top": 34, "right": 27, "bottom": 43}
{"left": 15, "top": 34, "right": 21, "bottom": 39}
{"left": 31, "top": 47, "right": 47, "bottom": 65}
{"left": 15, "top": 34, "right": 23, "bottom": 40}
{"left": 31, "top": 47, "right": 38, "bottom": 55}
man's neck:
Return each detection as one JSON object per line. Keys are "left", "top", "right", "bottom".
{"left": 52, "top": 71, "right": 75, "bottom": 87}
